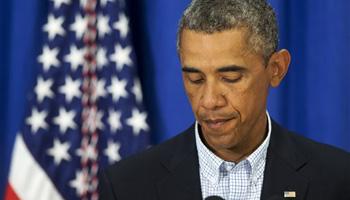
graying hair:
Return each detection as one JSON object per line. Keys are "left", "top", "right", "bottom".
{"left": 177, "top": 0, "right": 278, "bottom": 61}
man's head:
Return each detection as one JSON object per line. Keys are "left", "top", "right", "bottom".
{"left": 178, "top": 0, "right": 291, "bottom": 160}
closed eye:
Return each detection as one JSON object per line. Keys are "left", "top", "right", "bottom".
{"left": 222, "top": 76, "right": 242, "bottom": 83}
{"left": 184, "top": 71, "right": 205, "bottom": 85}
{"left": 189, "top": 78, "right": 204, "bottom": 84}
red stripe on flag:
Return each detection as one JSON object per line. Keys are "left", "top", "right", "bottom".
{"left": 4, "top": 183, "right": 20, "bottom": 200}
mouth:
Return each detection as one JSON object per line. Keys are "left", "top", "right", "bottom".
{"left": 202, "top": 117, "right": 234, "bottom": 130}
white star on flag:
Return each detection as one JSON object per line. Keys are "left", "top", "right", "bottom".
{"left": 69, "top": 170, "right": 88, "bottom": 196}
{"left": 107, "top": 77, "right": 128, "bottom": 102}
{"left": 50, "top": 0, "right": 71, "bottom": 9}
{"left": 37, "top": 45, "right": 60, "bottom": 71}
{"left": 100, "top": 0, "right": 115, "bottom": 7}
{"left": 113, "top": 13, "right": 129, "bottom": 39}
{"left": 97, "top": 14, "right": 111, "bottom": 38}
{"left": 96, "top": 47, "right": 108, "bottom": 69}
{"left": 43, "top": 14, "right": 65, "bottom": 40}
{"left": 110, "top": 44, "right": 133, "bottom": 71}
{"left": 53, "top": 107, "right": 77, "bottom": 133}
{"left": 70, "top": 14, "right": 87, "bottom": 39}
{"left": 108, "top": 110, "right": 122, "bottom": 133}
{"left": 34, "top": 77, "right": 54, "bottom": 102}
{"left": 95, "top": 110, "right": 105, "bottom": 131}
{"left": 76, "top": 144, "right": 98, "bottom": 162}
{"left": 95, "top": 79, "right": 108, "bottom": 99}
{"left": 126, "top": 108, "right": 149, "bottom": 136}
{"left": 132, "top": 78, "right": 143, "bottom": 103}
{"left": 104, "top": 140, "right": 121, "bottom": 163}
{"left": 59, "top": 76, "right": 81, "bottom": 102}
{"left": 85, "top": 109, "right": 105, "bottom": 132}
{"left": 79, "top": 0, "right": 88, "bottom": 7}
{"left": 64, "top": 45, "right": 85, "bottom": 71}
{"left": 26, "top": 108, "right": 48, "bottom": 133}
{"left": 47, "top": 138, "right": 71, "bottom": 165}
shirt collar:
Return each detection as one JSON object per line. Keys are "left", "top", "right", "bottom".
{"left": 195, "top": 111, "right": 272, "bottom": 185}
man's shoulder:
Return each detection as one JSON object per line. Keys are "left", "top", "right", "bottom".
{"left": 274, "top": 122, "right": 350, "bottom": 171}
{"left": 103, "top": 124, "right": 196, "bottom": 180}
{"left": 290, "top": 129, "right": 350, "bottom": 163}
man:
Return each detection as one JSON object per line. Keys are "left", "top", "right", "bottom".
{"left": 99, "top": 0, "right": 350, "bottom": 199}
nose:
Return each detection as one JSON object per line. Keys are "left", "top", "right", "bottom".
{"left": 200, "top": 81, "right": 226, "bottom": 110}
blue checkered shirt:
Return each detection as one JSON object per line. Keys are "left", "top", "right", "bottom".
{"left": 195, "top": 112, "right": 272, "bottom": 200}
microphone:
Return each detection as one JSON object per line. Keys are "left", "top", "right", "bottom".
{"left": 205, "top": 196, "right": 225, "bottom": 200}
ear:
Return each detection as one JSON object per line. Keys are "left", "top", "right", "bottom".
{"left": 267, "top": 49, "right": 291, "bottom": 87}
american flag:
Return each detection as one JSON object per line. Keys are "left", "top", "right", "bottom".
{"left": 5, "top": 0, "right": 149, "bottom": 199}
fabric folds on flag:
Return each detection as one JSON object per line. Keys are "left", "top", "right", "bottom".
{"left": 5, "top": 0, "right": 149, "bottom": 199}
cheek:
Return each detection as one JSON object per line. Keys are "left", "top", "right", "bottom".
{"left": 184, "top": 83, "right": 200, "bottom": 109}
{"left": 184, "top": 82, "right": 195, "bottom": 99}
{"left": 226, "top": 77, "right": 269, "bottom": 117}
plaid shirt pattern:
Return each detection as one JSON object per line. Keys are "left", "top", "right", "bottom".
{"left": 195, "top": 112, "right": 272, "bottom": 200}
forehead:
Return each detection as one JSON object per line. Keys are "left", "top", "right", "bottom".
{"left": 179, "top": 29, "right": 259, "bottom": 69}
{"left": 180, "top": 28, "right": 249, "bottom": 52}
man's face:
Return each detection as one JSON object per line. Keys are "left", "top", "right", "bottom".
{"left": 179, "top": 29, "right": 275, "bottom": 154}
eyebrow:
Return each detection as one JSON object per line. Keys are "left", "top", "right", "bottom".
{"left": 182, "top": 65, "right": 246, "bottom": 73}
{"left": 217, "top": 65, "right": 246, "bottom": 73}
{"left": 182, "top": 66, "right": 201, "bottom": 73}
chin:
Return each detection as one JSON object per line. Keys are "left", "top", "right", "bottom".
{"left": 204, "top": 129, "right": 239, "bottom": 149}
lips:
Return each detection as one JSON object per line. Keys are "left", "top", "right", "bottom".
{"left": 202, "top": 117, "right": 233, "bottom": 130}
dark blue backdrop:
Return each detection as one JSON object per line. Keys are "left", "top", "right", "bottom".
{"left": 1, "top": 0, "right": 350, "bottom": 198}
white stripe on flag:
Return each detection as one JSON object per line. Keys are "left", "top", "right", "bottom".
{"left": 8, "top": 133, "right": 63, "bottom": 200}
